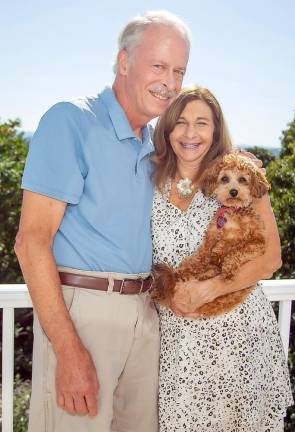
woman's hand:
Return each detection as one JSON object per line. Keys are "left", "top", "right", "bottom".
{"left": 171, "top": 279, "right": 218, "bottom": 317}
{"left": 238, "top": 149, "right": 266, "bottom": 173}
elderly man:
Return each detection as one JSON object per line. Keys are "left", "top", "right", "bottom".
{"left": 15, "top": 10, "right": 190, "bottom": 432}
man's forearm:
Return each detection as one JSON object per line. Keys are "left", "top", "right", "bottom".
{"left": 15, "top": 234, "right": 82, "bottom": 355}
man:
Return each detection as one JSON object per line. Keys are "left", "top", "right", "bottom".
{"left": 15, "top": 10, "right": 190, "bottom": 432}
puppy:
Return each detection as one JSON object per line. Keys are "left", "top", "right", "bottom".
{"left": 152, "top": 153, "right": 270, "bottom": 317}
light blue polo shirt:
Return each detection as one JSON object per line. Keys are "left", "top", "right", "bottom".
{"left": 22, "top": 87, "right": 155, "bottom": 273}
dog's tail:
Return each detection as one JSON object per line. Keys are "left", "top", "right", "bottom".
{"left": 151, "top": 263, "right": 176, "bottom": 303}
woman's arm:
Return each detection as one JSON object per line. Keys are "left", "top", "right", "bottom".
{"left": 171, "top": 194, "right": 281, "bottom": 316}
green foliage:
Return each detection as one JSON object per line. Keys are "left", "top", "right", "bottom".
{"left": 13, "top": 375, "right": 31, "bottom": 432}
{"left": 246, "top": 122, "right": 295, "bottom": 280}
{"left": 0, "top": 377, "right": 30, "bottom": 432}
{"left": 14, "top": 309, "right": 33, "bottom": 379}
{"left": 280, "top": 116, "right": 295, "bottom": 158}
{"left": 267, "top": 115, "right": 295, "bottom": 278}
{"left": 0, "top": 119, "right": 33, "bottom": 382}
{"left": 0, "top": 119, "right": 28, "bottom": 283}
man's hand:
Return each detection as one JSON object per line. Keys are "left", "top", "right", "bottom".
{"left": 55, "top": 345, "right": 99, "bottom": 416}
{"left": 171, "top": 279, "right": 218, "bottom": 317}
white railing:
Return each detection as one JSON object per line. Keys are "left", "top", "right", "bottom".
{"left": 1, "top": 280, "right": 295, "bottom": 432}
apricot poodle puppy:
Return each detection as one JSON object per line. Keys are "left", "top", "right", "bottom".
{"left": 152, "top": 153, "right": 270, "bottom": 317}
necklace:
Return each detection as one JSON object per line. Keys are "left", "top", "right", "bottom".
{"left": 176, "top": 178, "right": 194, "bottom": 198}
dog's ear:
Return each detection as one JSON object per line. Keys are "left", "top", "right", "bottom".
{"left": 250, "top": 169, "right": 271, "bottom": 198}
{"left": 200, "top": 159, "right": 223, "bottom": 197}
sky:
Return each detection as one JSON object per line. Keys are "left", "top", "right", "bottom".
{"left": 1, "top": 0, "right": 295, "bottom": 148}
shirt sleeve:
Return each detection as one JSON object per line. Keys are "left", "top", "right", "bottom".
{"left": 21, "top": 102, "right": 86, "bottom": 204}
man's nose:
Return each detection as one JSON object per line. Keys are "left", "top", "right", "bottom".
{"left": 162, "top": 70, "right": 177, "bottom": 91}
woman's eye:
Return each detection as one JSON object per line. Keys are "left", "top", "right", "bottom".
{"left": 221, "top": 176, "right": 229, "bottom": 183}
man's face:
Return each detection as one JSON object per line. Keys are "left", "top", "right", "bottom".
{"left": 120, "top": 25, "right": 189, "bottom": 126}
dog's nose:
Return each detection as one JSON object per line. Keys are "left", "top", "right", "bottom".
{"left": 230, "top": 189, "right": 238, "bottom": 197}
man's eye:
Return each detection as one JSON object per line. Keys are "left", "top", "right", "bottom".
{"left": 153, "top": 64, "right": 164, "bottom": 70}
{"left": 239, "top": 176, "right": 247, "bottom": 183}
{"left": 221, "top": 176, "right": 229, "bottom": 183}
{"left": 175, "top": 69, "right": 185, "bottom": 77}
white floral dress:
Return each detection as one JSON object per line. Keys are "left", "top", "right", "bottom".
{"left": 152, "top": 186, "right": 293, "bottom": 432}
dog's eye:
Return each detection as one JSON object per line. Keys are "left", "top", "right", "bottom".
{"left": 221, "top": 176, "right": 229, "bottom": 183}
{"left": 239, "top": 176, "right": 247, "bottom": 183}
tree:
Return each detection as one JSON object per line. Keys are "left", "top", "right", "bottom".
{"left": 0, "top": 119, "right": 32, "bottom": 382}
{"left": 0, "top": 119, "right": 28, "bottom": 283}
{"left": 267, "top": 115, "right": 295, "bottom": 279}
{"left": 280, "top": 116, "right": 295, "bottom": 158}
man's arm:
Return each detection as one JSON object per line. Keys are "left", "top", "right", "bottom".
{"left": 15, "top": 190, "right": 99, "bottom": 416}
{"left": 172, "top": 194, "right": 281, "bottom": 315}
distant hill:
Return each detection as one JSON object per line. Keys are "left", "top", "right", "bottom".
{"left": 239, "top": 144, "right": 281, "bottom": 157}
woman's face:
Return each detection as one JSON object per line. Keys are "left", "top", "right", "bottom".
{"left": 169, "top": 99, "right": 215, "bottom": 168}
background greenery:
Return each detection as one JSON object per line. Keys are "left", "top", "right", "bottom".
{"left": 0, "top": 116, "right": 295, "bottom": 431}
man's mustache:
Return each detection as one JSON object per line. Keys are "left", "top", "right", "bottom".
{"left": 149, "top": 85, "right": 177, "bottom": 99}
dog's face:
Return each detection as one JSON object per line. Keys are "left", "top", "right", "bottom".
{"left": 200, "top": 153, "right": 270, "bottom": 207}
{"left": 214, "top": 167, "right": 254, "bottom": 207}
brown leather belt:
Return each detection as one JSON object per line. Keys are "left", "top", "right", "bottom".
{"left": 59, "top": 271, "right": 153, "bottom": 295}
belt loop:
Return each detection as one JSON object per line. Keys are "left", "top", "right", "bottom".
{"left": 107, "top": 278, "right": 114, "bottom": 294}
{"left": 119, "top": 279, "right": 125, "bottom": 294}
{"left": 138, "top": 278, "right": 144, "bottom": 294}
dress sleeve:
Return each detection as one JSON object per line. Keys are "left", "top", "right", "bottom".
{"left": 21, "top": 102, "right": 87, "bottom": 204}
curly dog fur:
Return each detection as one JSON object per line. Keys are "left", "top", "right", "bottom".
{"left": 152, "top": 153, "right": 270, "bottom": 317}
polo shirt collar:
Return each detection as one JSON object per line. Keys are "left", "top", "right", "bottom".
{"left": 100, "top": 86, "right": 154, "bottom": 159}
{"left": 100, "top": 86, "right": 138, "bottom": 141}
{"left": 139, "top": 125, "right": 155, "bottom": 159}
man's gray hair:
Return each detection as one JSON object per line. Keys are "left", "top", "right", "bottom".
{"left": 113, "top": 10, "right": 191, "bottom": 73}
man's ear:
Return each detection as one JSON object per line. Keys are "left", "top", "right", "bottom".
{"left": 117, "top": 49, "right": 129, "bottom": 76}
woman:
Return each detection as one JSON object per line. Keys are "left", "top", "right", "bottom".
{"left": 152, "top": 86, "right": 293, "bottom": 431}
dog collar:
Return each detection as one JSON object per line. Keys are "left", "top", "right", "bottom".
{"left": 216, "top": 206, "right": 240, "bottom": 229}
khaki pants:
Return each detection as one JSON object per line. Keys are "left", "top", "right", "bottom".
{"left": 28, "top": 268, "right": 160, "bottom": 432}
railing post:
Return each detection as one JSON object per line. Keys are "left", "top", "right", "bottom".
{"left": 278, "top": 300, "right": 292, "bottom": 359}
{"left": 2, "top": 307, "right": 15, "bottom": 432}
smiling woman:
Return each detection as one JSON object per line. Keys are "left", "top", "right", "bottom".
{"left": 151, "top": 85, "right": 293, "bottom": 431}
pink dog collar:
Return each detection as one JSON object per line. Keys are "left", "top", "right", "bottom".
{"left": 216, "top": 207, "right": 240, "bottom": 229}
